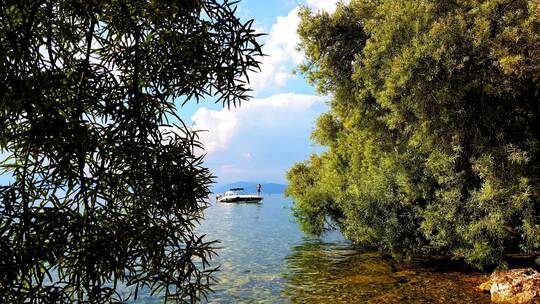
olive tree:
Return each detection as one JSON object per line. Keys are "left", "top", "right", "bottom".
{"left": 0, "top": 0, "right": 262, "bottom": 302}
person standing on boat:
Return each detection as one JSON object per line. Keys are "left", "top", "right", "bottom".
{"left": 256, "top": 183, "right": 262, "bottom": 196}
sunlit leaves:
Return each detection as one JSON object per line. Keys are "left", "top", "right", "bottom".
{"left": 287, "top": 0, "right": 539, "bottom": 269}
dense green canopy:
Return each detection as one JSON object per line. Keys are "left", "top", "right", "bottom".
{"left": 0, "top": 0, "right": 261, "bottom": 302}
{"left": 287, "top": 0, "right": 539, "bottom": 268}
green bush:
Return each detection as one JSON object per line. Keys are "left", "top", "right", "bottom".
{"left": 287, "top": 0, "right": 540, "bottom": 269}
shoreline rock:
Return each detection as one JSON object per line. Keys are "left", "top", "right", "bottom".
{"left": 479, "top": 268, "right": 540, "bottom": 303}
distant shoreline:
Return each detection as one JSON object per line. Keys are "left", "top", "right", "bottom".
{"left": 211, "top": 181, "right": 287, "bottom": 195}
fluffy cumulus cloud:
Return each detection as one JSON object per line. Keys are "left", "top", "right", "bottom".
{"left": 191, "top": 93, "right": 327, "bottom": 184}
{"left": 249, "top": 7, "right": 303, "bottom": 93}
{"left": 249, "top": 0, "right": 349, "bottom": 94}
{"left": 191, "top": 93, "right": 324, "bottom": 155}
{"left": 190, "top": 108, "right": 237, "bottom": 154}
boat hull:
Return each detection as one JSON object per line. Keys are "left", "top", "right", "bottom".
{"left": 218, "top": 195, "right": 263, "bottom": 204}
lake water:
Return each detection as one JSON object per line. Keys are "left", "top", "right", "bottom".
{"left": 136, "top": 194, "right": 490, "bottom": 303}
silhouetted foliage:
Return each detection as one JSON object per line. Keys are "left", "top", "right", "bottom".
{"left": 0, "top": 0, "right": 262, "bottom": 302}
{"left": 287, "top": 0, "right": 540, "bottom": 269}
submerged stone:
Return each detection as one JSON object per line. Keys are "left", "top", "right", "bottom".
{"left": 395, "top": 270, "right": 417, "bottom": 277}
{"left": 332, "top": 274, "right": 400, "bottom": 285}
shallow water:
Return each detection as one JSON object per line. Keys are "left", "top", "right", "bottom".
{"left": 135, "top": 194, "right": 490, "bottom": 303}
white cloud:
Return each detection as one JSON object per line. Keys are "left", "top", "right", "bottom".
{"left": 249, "top": 1, "right": 349, "bottom": 94}
{"left": 190, "top": 107, "right": 237, "bottom": 154}
{"left": 191, "top": 93, "right": 324, "bottom": 155}
{"left": 250, "top": 7, "right": 303, "bottom": 93}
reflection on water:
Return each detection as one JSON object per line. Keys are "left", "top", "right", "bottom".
{"left": 135, "top": 195, "right": 489, "bottom": 303}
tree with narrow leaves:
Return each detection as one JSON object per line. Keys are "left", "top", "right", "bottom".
{"left": 0, "top": 0, "right": 262, "bottom": 302}
{"left": 287, "top": 0, "right": 539, "bottom": 269}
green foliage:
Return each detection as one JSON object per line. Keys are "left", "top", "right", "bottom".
{"left": 286, "top": 155, "right": 341, "bottom": 235}
{"left": 287, "top": 0, "right": 540, "bottom": 269}
{"left": 0, "top": 0, "right": 262, "bottom": 302}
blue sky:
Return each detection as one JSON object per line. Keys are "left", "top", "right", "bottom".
{"left": 183, "top": 0, "right": 346, "bottom": 187}
{"left": 0, "top": 0, "right": 344, "bottom": 187}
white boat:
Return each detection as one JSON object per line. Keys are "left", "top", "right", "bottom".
{"left": 217, "top": 188, "right": 263, "bottom": 204}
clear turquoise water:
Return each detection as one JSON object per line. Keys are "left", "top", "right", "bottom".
{"left": 199, "top": 194, "right": 344, "bottom": 302}
{"left": 134, "top": 194, "right": 490, "bottom": 303}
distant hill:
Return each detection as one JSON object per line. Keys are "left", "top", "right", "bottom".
{"left": 212, "top": 181, "right": 287, "bottom": 194}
